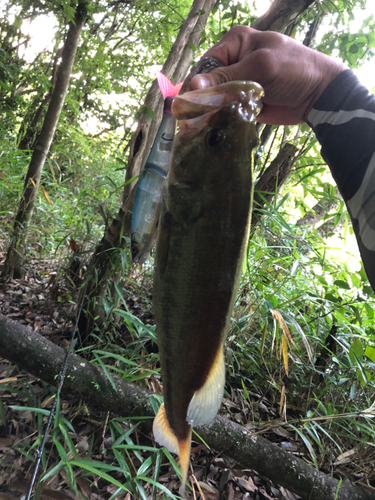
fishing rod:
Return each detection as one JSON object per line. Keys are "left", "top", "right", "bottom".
{"left": 25, "top": 279, "right": 88, "bottom": 500}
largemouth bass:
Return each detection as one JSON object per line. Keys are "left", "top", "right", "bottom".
{"left": 152, "top": 81, "right": 263, "bottom": 496}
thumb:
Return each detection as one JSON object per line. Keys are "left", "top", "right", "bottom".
{"left": 189, "top": 64, "right": 245, "bottom": 90}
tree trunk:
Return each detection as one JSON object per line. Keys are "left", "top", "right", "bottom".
{"left": 297, "top": 184, "right": 340, "bottom": 227}
{"left": 3, "top": 6, "right": 86, "bottom": 280}
{"left": 251, "top": 143, "right": 298, "bottom": 230}
{"left": 296, "top": 184, "right": 346, "bottom": 238}
{"left": 317, "top": 213, "right": 346, "bottom": 238}
{"left": 17, "top": 47, "right": 64, "bottom": 151}
{"left": 79, "top": 0, "right": 319, "bottom": 340}
{"left": 0, "top": 314, "right": 374, "bottom": 500}
{"left": 78, "top": 0, "right": 217, "bottom": 337}
{"left": 252, "top": 0, "right": 315, "bottom": 32}
{"left": 313, "top": 324, "right": 337, "bottom": 386}
{"left": 122, "top": 0, "right": 217, "bottom": 201}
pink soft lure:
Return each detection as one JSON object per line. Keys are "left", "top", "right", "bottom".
{"left": 157, "top": 71, "right": 183, "bottom": 99}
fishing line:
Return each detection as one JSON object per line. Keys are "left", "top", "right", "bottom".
{"left": 25, "top": 279, "right": 89, "bottom": 500}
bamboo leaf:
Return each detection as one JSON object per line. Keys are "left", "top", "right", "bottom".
{"left": 40, "top": 185, "right": 53, "bottom": 205}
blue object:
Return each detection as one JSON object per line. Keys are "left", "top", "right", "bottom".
{"left": 131, "top": 96, "right": 176, "bottom": 262}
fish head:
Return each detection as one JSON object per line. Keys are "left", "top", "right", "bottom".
{"left": 167, "top": 82, "right": 264, "bottom": 220}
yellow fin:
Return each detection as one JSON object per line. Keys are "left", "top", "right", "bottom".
{"left": 178, "top": 430, "right": 192, "bottom": 498}
{"left": 153, "top": 404, "right": 191, "bottom": 497}
{"left": 186, "top": 345, "right": 225, "bottom": 426}
{"left": 153, "top": 403, "right": 179, "bottom": 454}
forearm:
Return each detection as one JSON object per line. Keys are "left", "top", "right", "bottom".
{"left": 307, "top": 69, "right": 375, "bottom": 289}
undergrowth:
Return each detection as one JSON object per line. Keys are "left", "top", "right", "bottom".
{"left": 2, "top": 136, "right": 375, "bottom": 496}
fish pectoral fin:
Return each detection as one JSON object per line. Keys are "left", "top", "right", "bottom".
{"left": 187, "top": 345, "right": 225, "bottom": 427}
{"left": 153, "top": 404, "right": 192, "bottom": 496}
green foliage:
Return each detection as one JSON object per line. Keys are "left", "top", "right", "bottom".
{"left": 0, "top": 0, "right": 193, "bottom": 263}
{"left": 0, "top": 136, "right": 126, "bottom": 260}
{"left": 2, "top": 0, "right": 375, "bottom": 496}
{"left": 314, "top": 3, "right": 375, "bottom": 67}
{"left": 9, "top": 403, "right": 180, "bottom": 499}
{"left": 201, "top": 0, "right": 254, "bottom": 50}
{"left": 227, "top": 154, "right": 375, "bottom": 467}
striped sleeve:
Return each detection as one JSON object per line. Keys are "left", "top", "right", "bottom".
{"left": 306, "top": 69, "right": 375, "bottom": 291}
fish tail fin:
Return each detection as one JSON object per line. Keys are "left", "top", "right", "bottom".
{"left": 177, "top": 432, "right": 192, "bottom": 498}
{"left": 157, "top": 71, "right": 183, "bottom": 99}
{"left": 153, "top": 403, "right": 179, "bottom": 454}
{"left": 187, "top": 344, "right": 225, "bottom": 427}
{"left": 153, "top": 403, "right": 191, "bottom": 497}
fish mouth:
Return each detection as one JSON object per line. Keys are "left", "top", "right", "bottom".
{"left": 172, "top": 81, "right": 264, "bottom": 120}
{"left": 172, "top": 81, "right": 264, "bottom": 137}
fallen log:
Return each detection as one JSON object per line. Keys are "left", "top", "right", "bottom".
{"left": 0, "top": 313, "right": 374, "bottom": 500}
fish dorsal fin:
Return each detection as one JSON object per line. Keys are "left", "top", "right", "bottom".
{"left": 187, "top": 345, "right": 225, "bottom": 427}
{"left": 153, "top": 403, "right": 192, "bottom": 497}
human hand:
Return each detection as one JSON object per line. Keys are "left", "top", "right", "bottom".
{"left": 189, "top": 26, "right": 346, "bottom": 125}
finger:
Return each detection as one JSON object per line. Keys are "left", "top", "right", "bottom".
{"left": 190, "top": 47, "right": 276, "bottom": 91}
{"left": 189, "top": 63, "right": 249, "bottom": 90}
{"left": 188, "top": 26, "right": 259, "bottom": 91}
{"left": 202, "top": 25, "right": 257, "bottom": 65}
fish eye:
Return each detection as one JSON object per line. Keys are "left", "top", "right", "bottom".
{"left": 207, "top": 128, "right": 226, "bottom": 148}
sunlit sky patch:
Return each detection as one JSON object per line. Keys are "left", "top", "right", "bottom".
{"left": 248, "top": 0, "right": 272, "bottom": 17}
{"left": 350, "top": 0, "right": 375, "bottom": 89}
{"left": 21, "top": 14, "right": 57, "bottom": 62}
